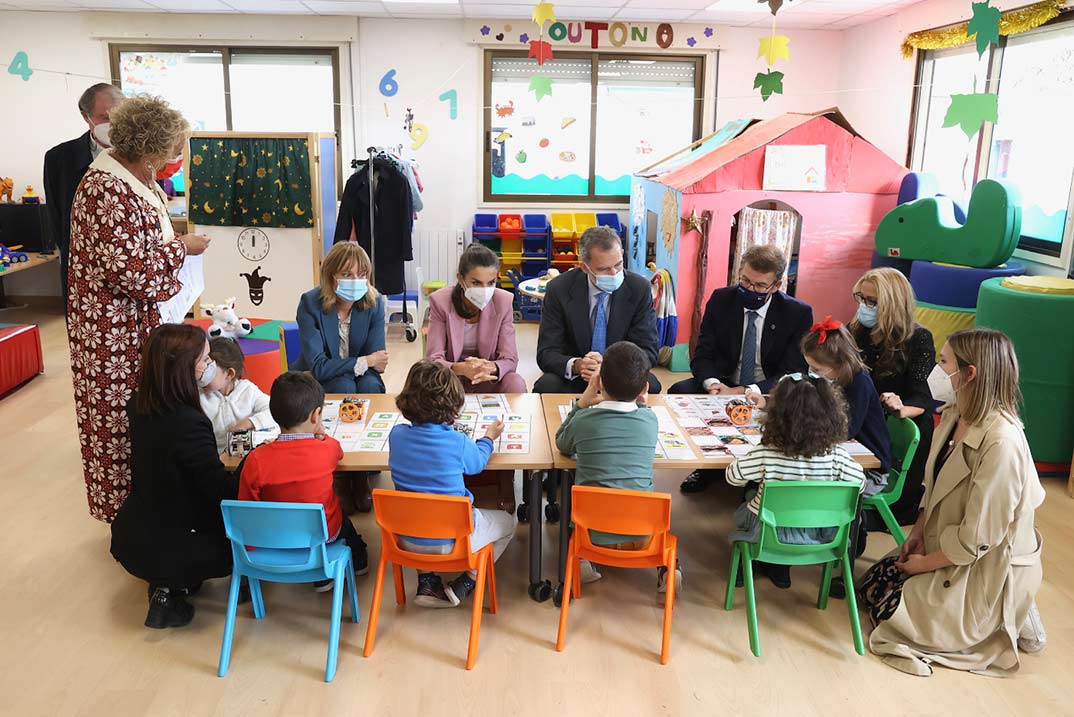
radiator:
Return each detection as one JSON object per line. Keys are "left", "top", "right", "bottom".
{"left": 405, "top": 228, "right": 467, "bottom": 289}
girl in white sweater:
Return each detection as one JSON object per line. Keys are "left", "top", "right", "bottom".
{"left": 199, "top": 337, "right": 276, "bottom": 453}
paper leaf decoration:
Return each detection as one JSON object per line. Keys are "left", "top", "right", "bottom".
{"left": 529, "top": 73, "right": 553, "bottom": 101}
{"left": 942, "top": 92, "right": 998, "bottom": 139}
{"left": 967, "top": 1, "right": 1001, "bottom": 57}
{"left": 754, "top": 70, "right": 785, "bottom": 102}
{"left": 758, "top": 0, "right": 784, "bottom": 15}
{"left": 532, "top": 2, "right": 556, "bottom": 27}
{"left": 528, "top": 39, "right": 554, "bottom": 65}
{"left": 758, "top": 34, "right": 790, "bottom": 66}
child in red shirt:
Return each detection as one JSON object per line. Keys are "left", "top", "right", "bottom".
{"left": 239, "top": 371, "right": 368, "bottom": 582}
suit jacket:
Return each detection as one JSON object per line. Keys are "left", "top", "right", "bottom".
{"left": 110, "top": 401, "right": 238, "bottom": 586}
{"left": 425, "top": 286, "right": 519, "bottom": 379}
{"left": 292, "top": 287, "right": 386, "bottom": 385}
{"left": 333, "top": 158, "right": 413, "bottom": 295}
{"left": 536, "top": 267, "right": 659, "bottom": 377}
{"left": 691, "top": 286, "right": 813, "bottom": 393}
{"left": 43, "top": 131, "right": 93, "bottom": 252}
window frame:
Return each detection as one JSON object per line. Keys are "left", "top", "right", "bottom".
{"left": 108, "top": 43, "right": 343, "bottom": 196}
{"left": 482, "top": 48, "right": 705, "bottom": 204}
{"left": 907, "top": 14, "right": 1074, "bottom": 268}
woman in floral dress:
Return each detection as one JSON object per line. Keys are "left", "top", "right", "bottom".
{"left": 68, "top": 95, "right": 210, "bottom": 522}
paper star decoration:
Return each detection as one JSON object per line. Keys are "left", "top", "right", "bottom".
{"left": 480, "top": 25, "right": 491, "bottom": 36}
{"left": 943, "top": 92, "right": 998, "bottom": 139}
{"left": 686, "top": 36, "right": 697, "bottom": 47}
{"left": 519, "top": 33, "right": 529, "bottom": 43}
{"left": 967, "top": 0, "right": 1001, "bottom": 57}
{"left": 529, "top": 73, "right": 553, "bottom": 101}
{"left": 758, "top": 34, "right": 790, "bottom": 66}
{"left": 754, "top": 70, "right": 784, "bottom": 102}
{"left": 528, "top": 39, "right": 554, "bottom": 65}
{"left": 704, "top": 27, "right": 714, "bottom": 37}
{"left": 680, "top": 208, "right": 708, "bottom": 235}
{"left": 532, "top": 2, "right": 556, "bottom": 27}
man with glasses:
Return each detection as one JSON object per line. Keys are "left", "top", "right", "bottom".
{"left": 672, "top": 244, "right": 813, "bottom": 493}
{"left": 535, "top": 226, "right": 661, "bottom": 394}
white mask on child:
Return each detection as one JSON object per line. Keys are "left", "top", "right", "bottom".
{"left": 197, "top": 360, "right": 218, "bottom": 389}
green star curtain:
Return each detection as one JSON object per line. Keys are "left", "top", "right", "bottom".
{"left": 187, "top": 137, "right": 313, "bottom": 229}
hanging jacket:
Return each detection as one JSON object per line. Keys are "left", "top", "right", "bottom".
{"left": 334, "top": 157, "right": 413, "bottom": 295}
{"left": 651, "top": 269, "right": 678, "bottom": 348}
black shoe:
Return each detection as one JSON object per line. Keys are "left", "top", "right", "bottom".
{"left": 414, "top": 572, "right": 455, "bottom": 608}
{"left": 145, "top": 588, "right": 195, "bottom": 629}
{"left": 146, "top": 581, "right": 201, "bottom": 601}
{"left": 828, "top": 576, "right": 846, "bottom": 600}
{"left": 352, "top": 535, "right": 370, "bottom": 576}
{"left": 757, "top": 562, "right": 791, "bottom": 589}
{"left": 680, "top": 471, "right": 712, "bottom": 494}
{"left": 735, "top": 564, "right": 744, "bottom": 588}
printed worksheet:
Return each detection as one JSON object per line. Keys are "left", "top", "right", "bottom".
{"left": 556, "top": 402, "right": 694, "bottom": 460}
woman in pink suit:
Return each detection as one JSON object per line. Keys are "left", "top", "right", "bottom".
{"left": 426, "top": 243, "right": 527, "bottom": 394}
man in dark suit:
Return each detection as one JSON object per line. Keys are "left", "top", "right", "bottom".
{"left": 672, "top": 244, "right": 813, "bottom": 492}
{"left": 535, "top": 226, "right": 661, "bottom": 394}
{"left": 43, "top": 83, "right": 124, "bottom": 310}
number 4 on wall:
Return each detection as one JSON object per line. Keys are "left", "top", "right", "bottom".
{"left": 8, "top": 51, "right": 32, "bottom": 81}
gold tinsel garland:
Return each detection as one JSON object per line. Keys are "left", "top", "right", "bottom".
{"left": 901, "top": 0, "right": 1066, "bottom": 58}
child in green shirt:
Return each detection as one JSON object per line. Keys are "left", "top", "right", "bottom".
{"left": 555, "top": 341, "right": 682, "bottom": 600}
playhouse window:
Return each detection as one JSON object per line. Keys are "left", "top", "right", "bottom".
{"left": 484, "top": 50, "right": 704, "bottom": 203}
{"left": 909, "top": 16, "right": 1074, "bottom": 266}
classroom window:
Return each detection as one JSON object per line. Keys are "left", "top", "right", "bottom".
{"left": 109, "top": 45, "right": 342, "bottom": 195}
{"left": 484, "top": 50, "right": 704, "bottom": 203}
{"left": 909, "top": 17, "right": 1074, "bottom": 262}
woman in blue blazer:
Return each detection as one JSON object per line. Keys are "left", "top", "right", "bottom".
{"left": 294, "top": 241, "right": 388, "bottom": 394}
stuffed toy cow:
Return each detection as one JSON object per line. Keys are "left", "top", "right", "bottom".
{"left": 202, "top": 297, "right": 253, "bottom": 339}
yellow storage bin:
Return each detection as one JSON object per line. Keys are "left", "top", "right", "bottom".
{"left": 551, "top": 212, "right": 576, "bottom": 240}
{"left": 574, "top": 212, "right": 597, "bottom": 235}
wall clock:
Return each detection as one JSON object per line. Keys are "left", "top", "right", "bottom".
{"left": 237, "top": 227, "right": 270, "bottom": 262}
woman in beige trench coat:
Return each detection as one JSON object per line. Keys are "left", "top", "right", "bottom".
{"left": 859, "top": 328, "right": 1046, "bottom": 677}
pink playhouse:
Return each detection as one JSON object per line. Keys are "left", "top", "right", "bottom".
{"left": 628, "top": 108, "right": 908, "bottom": 352}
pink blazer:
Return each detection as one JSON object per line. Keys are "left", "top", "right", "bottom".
{"left": 425, "top": 286, "right": 519, "bottom": 378}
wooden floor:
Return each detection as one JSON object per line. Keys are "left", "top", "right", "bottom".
{"left": 2, "top": 305, "right": 1072, "bottom": 716}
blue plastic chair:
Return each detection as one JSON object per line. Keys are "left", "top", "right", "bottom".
{"left": 218, "top": 500, "right": 360, "bottom": 682}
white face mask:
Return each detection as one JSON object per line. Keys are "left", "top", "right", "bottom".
{"left": 91, "top": 122, "right": 112, "bottom": 148}
{"left": 927, "top": 363, "right": 958, "bottom": 405}
{"left": 464, "top": 286, "right": 495, "bottom": 310}
{"left": 197, "top": 360, "right": 218, "bottom": 390}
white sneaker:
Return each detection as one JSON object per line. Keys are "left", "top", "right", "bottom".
{"left": 657, "top": 562, "right": 683, "bottom": 606}
{"left": 579, "top": 559, "right": 603, "bottom": 584}
{"left": 1018, "top": 601, "right": 1047, "bottom": 653}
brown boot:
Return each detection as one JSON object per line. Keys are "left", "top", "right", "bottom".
{"left": 352, "top": 472, "right": 373, "bottom": 513}
{"left": 334, "top": 471, "right": 358, "bottom": 515}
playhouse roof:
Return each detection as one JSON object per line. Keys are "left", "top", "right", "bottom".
{"left": 638, "top": 108, "right": 906, "bottom": 196}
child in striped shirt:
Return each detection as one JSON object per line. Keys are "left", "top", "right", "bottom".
{"left": 728, "top": 372, "right": 864, "bottom": 588}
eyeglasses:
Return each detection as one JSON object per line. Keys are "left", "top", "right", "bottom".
{"left": 739, "top": 275, "right": 777, "bottom": 293}
{"left": 853, "top": 292, "right": 879, "bottom": 308}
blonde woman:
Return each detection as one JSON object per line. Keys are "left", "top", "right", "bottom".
{"left": 294, "top": 242, "right": 387, "bottom": 513}
{"left": 295, "top": 241, "right": 388, "bottom": 395}
{"left": 849, "top": 268, "right": 935, "bottom": 522}
{"left": 68, "top": 94, "right": 210, "bottom": 523}
{"left": 860, "top": 328, "right": 1046, "bottom": 676}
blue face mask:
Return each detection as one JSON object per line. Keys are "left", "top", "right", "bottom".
{"left": 336, "top": 278, "right": 368, "bottom": 303}
{"left": 592, "top": 270, "right": 624, "bottom": 293}
{"left": 737, "top": 285, "right": 771, "bottom": 311}
{"left": 856, "top": 303, "right": 878, "bottom": 328}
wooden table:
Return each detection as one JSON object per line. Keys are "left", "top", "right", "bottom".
{"left": 0, "top": 253, "right": 58, "bottom": 309}
{"left": 221, "top": 392, "right": 560, "bottom": 601}
{"left": 538, "top": 393, "right": 882, "bottom": 604}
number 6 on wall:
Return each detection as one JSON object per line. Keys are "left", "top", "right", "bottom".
{"left": 378, "top": 69, "right": 398, "bottom": 97}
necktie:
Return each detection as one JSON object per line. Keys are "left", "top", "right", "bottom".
{"left": 591, "top": 292, "right": 609, "bottom": 355}
{"left": 739, "top": 310, "right": 758, "bottom": 386}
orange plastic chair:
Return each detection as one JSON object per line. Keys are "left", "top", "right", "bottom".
{"left": 556, "top": 486, "right": 678, "bottom": 664}
{"left": 363, "top": 489, "right": 499, "bottom": 670}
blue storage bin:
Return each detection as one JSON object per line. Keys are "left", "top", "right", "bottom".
{"left": 473, "top": 213, "right": 498, "bottom": 231}
{"left": 596, "top": 212, "right": 623, "bottom": 234}
{"left": 523, "top": 214, "right": 550, "bottom": 233}
{"left": 522, "top": 259, "right": 547, "bottom": 277}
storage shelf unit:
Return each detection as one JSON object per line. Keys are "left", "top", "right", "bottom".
{"left": 550, "top": 212, "right": 624, "bottom": 272}
{"left": 471, "top": 213, "right": 552, "bottom": 290}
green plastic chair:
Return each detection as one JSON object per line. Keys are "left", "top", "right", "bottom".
{"left": 724, "top": 481, "right": 865, "bottom": 658}
{"left": 862, "top": 416, "right": 921, "bottom": 546}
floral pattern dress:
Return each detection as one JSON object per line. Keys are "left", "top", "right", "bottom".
{"left": 68, "top": 151, "right": 186, "bottom": 522}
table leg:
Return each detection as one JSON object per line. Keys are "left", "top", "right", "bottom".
{"left": 526, "top": 469, "right": 551, "bottom": 602}
{"left": 553, "top": 469, "right": 574, "bottom": 607}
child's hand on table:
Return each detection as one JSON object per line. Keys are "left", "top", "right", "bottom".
{"left": 227, "top": 418, "right": 255, "bottom": 432}
{"left": 744, "top": 389, "right": 766, "bottom": 409}
{"left": 484, "top": 418, "right": 505, "bottom": 442}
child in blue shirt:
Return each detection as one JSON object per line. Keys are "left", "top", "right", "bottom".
{"left": 388, "top": 360, "right": 516, "bottom": 608}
